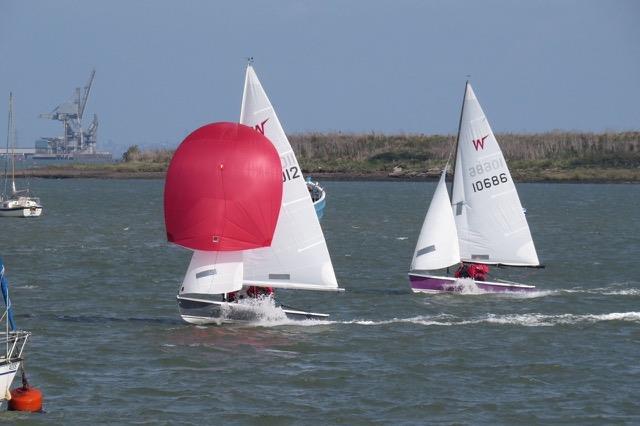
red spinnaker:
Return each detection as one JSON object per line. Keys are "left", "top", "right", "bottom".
{"left": 164, "top": 122, "right": 282, "bottom": 251}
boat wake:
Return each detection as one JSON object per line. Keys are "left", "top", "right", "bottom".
{"left": 560, "top": 285, "right": 640, "bottom": 296}
{"left": 252, "top": 311, "right": 640, "bottom": 328}
{"left": 448, "top": 278, "right": 553, "bottom": 298}
{"left": 439, "top": 281, "right": 640, "bottom": 299}
{"left": 234, "top": 298, "right": 289, "bottom": 323}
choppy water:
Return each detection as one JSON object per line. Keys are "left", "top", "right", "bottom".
{"left": 1, "top": 179, "right": 639, "bottom": 424}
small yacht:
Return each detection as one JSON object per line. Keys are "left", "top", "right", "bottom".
{"left": 0, "top": 93, "right": 43, "bottom": 218}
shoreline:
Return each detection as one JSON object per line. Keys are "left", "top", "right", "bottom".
{"left": 16, "top": 167, "right": 640, "bottom": 183}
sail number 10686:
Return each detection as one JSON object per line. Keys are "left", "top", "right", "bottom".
{"left": 471, "top": 173, "right": 508, "bottom": 192}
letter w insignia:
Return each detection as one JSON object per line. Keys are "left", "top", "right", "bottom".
{"left": 254, "top": 118, "right": 269, "bottom": 134}
{"left": 472, "top": 135, "right": 489, "bottom": 151}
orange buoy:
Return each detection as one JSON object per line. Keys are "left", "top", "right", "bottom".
{"left": 8, "top": 385, "right": 42, "bottom": 412}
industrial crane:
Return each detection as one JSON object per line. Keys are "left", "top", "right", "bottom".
{"left": 38, "top": 69, "right": 98, "bottom": 155}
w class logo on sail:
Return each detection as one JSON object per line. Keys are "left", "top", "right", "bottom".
{"left": 472, "top": 135, "right": 489, "bottom": 151}
{"left": 254, "top": 118, "right": 269, "bottom": 134}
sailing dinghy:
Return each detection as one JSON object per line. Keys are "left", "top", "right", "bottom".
{"left": 409, "top": 82, "right": 541, "bottom": 293}
{"left": 170, "top": 65, "right": 342, "bottom": 324}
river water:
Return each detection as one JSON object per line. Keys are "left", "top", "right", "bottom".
{"left": 1, "top": 179, "right": 639, "bottom": 424}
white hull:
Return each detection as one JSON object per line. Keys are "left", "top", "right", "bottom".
{"left": 0, "top": 196, "right": 43, "bottom": 218}
{"left": 177, "top": 295, "right": 329, "bottom": 324}
{"left": 0, "top": 331, "right": 29, "bottom": 403}
{"left": 0, "top": 361, "right": 20, "bottom": 403}
{"left": 0, "top": 207, "right": 43, "bottom": 218}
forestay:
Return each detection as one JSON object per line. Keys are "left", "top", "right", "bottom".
{"left": 239, "top": 65, "right": 340, "bottom": 291}
{"left": 451, "top": 83, "right": 539, "bottom": 266}
{"left": 410, "top": 169, "right": 460, "bottom": 272}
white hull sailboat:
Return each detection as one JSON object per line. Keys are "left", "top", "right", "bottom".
{"left": 1, "top": 94, "right": 43, "bottom": 218}
{"left": 0, "top": 332, "right": 30, "bottom": 405}
{"left": 174, "top": 64, "right": 342, "bottom": 324}
{"left": 408, "top": 82, "right": 541, "bottom": 294}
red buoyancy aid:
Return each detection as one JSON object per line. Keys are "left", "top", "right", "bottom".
{"left": 467, "top": 264, "right": 489, "bottom": 281}
{"left": 247, "top": 286, "right": 274, "bottom": 298}
{"left": 455, "top": 263, "right": 490, "bottom": 281}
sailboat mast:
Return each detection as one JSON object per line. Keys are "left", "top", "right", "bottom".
{"left": 449, "top": 81, "right": 468, "bottom": 200}
{"left": 2, "top": 94, "right": 12, "bottom": 200}
{"left": 9, "top": 94, "right": 15, "bottom": 194}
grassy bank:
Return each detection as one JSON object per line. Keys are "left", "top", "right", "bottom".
{"left": 25, "top": 132, "right": 640, "bottom": 181}
{"left": 289, "top": 131, "right": 640, "bottom": 180}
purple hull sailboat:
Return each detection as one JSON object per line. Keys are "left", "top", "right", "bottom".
{"left": 408, "top": 82, "right": 542, "bottom": 294}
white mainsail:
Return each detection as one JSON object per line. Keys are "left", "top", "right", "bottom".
{"left": 239, "top": 64, "right": 340, "bottom": 291}
{"left": 451, "top": 83, "right": 539, "bottom": 266}
{"left": 410, "top": 169, "right": 460, "bottom": 272}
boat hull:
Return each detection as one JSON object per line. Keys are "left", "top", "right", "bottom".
{"left": 0, "top": 206, "right": 43, "bottom": 218}
{"left": 408, "top": 273, "right": 536, "bottom": 293}
{"left": 0, "top": 361, "right": 21, "bottom": 404}
{"left": 307, "top": 180, "right": 326, "bottom": 220}
{"left": 177, "top": 295, "right": 329, "bottom": 324}
{"left": 0, "top": 331, "right": 30, "bottom": 405}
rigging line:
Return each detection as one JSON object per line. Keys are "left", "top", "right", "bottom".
{"left": 449, "top": 80, "right": 468, "bottom": 201}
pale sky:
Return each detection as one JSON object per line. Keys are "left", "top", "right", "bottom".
{"left": 0, "top": 0, "right": 638, "bottom": 155}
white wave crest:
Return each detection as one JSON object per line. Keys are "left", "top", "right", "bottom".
{"left": 234, "top": 297, "right": 289, "bottom": 324}
{"left": 255, "top": 312, "right": 640, "bottom": 328}
{"left": 562, "top": 286, "right": 640, "bottom": 296}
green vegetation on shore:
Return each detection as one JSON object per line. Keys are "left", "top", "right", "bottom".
{"left": 289, "top": 131, "right": 640, "bottom": 181}
{"left": 29, "top": 132, "right": 640, "bottom": 181}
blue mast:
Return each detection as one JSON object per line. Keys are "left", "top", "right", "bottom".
{"left": 0, "top": 257, "right": 16, "bottom": 331}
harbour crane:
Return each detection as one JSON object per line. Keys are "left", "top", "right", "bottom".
{"left": 39, "top": 69, "right": 98, "bottom": 154}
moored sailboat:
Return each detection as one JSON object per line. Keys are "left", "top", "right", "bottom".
{"left": 0, "top": 258, "right": 31, "bottom": 407}
{"left": 409, "top": 82, "right": 541, "bottom": 293}
{"left": 0, "top": 93, "right": 43, "bottom": 218}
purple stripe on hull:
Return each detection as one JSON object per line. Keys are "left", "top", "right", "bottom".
{"left": 409, "top": 274, "right": 536, "bottom": 293}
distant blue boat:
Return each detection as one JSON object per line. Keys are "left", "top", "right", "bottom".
{"left": 306, "top": 177, "right": 326, "bottom": 220}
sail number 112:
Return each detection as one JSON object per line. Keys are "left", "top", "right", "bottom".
{"left": 282, "top": 166, "right": 301, "bottom": 182}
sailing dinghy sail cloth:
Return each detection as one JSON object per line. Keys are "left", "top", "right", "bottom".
{"left": 239, "top": 64, "right": 340, "bottom": 292}
{"left": 409, "top": 82, "right": 541, "bottom": 294}
{"left": 164, "top": 122, "right": 283, "bottom": 298}
{"left": 451, "top": 83, "right": 539, "bottom": 267}
{"left": 410, "top": 168, "right": 460, "bottom": 273}
{"left": 164, "top": 122, "right": 282, "bottom": 251}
